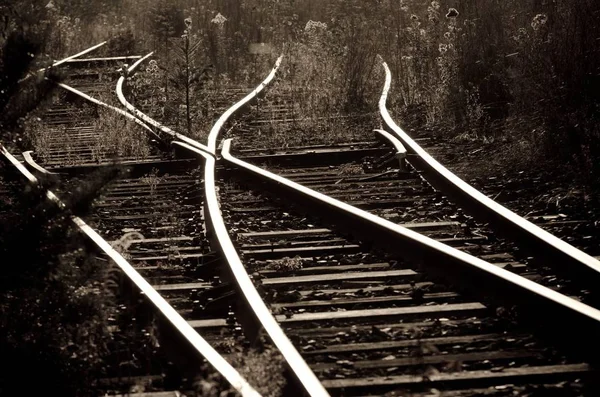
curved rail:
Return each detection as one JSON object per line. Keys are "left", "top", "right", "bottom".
{"left": 175, "top": 140, "right": 329, "bottom": 397}
{"left": 0, "top": 144, "right": 260, "bottom": 397}
{"left": 64, "top": 55, "right": 142, "bottom": 64}
{"left": 57, "top": 48, "right": 322, "bottom": 393}
{"left": 115, "top": 53, "right": 212, "bottom": 155}
{"left": 378, "top": 62, "right": 600, "bottom": 287}
{"left": 374, "top": 129, "right": 407, "bottom": 171}
{"left": 56, "top": 82, "right": 162, "bottom": 143}
{"left": 219, "top": 137, "right": 600, "bottom": 364}
{"left": 207, "top": 55, "right": 282, "bottom": 153}
{"left": 23, "top": 151, "right": 57, "bottom": 175}
{"left": 194, "top": 55, "right": 329, "bottom": 397}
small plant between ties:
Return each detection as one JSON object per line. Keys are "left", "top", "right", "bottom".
{"left": 267, "top": 256, "right": 303, "bottom": 272}
{"left": 338, "top": 163, "right": 364, "bottom": 176}
{"left": 140, "top": 167, "right": 162, "bottom": 197}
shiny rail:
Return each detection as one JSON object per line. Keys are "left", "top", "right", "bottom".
{"left": 176, "top": 54, "right": 329, "bottom": 397}
{"left": 206, "top": 56, "right": 282, "bottom": 153}
{"left": 56, "top": 45, "right": 321, "bottom": 395}
{"left": 56, "top": 81, "right": 161, "bottom": 142}
{"left": 114, "top": 48, "right": 327, "bottom": 394}
{"left": 218, "top": 137, "right": 600, "bottom": 364}
{"left": 115, "top": 53, "right": 212, "bottom": 155}
{"left": 64, "top": 55, "right": 142, "bottom": 64}
{"left": 2, "top": 44, "right": 261, "bottom": 396}
{"left": 0, "top": 145, "right": 259, "bottom": 396}
{"left": 19, "top": 41, "right": 108, "bottom": 83}
{"left": 378, "top": 61, "right": 600, "bottom": 288}
{"left": 374, "top": 128, "right": 407, "bottom": 171}
{"left": 22, "top": 150, "right": 56, "bottom": 175}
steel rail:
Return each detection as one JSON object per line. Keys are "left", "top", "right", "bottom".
{"left": 115, "top": 52, "right": 326, "bottom": 394}
{"left": 22, "top": 151, "right": 56, "bottom": 175}
{"left": 374, "top": 129, "right": 406, "bottom": 156}
{"left": 0, "top": 143, "right": 261, "bottom": 397}
{"left": 64, "top": 55, "right": 143, "bottom": 64}
{"left": 115, "top": 53, "right": 213, "bottom": 155}
{"left": 374, "top": 129, "right": 407, "bottom": 171}
{"left": 55, "top": 81, "right": 162, "bottom": 143}
{"left": 179, "top": 54, "right": 329, "bottom": 396}
{"left": 378, "top": 61, "right": 600, "bottom": 286}
{"left": 207, "top": 55, "right": 283, "bottom": 153}
{"left": 173, "top": 140, "right": 329, "bottom": 397}
{"left": 219, "top": 137, "right": 600, "bottom": 363}
{"left": 19, "top": 41, "right": 107, "bottom": 83}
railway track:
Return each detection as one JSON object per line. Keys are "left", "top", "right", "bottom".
{"left": 2, "top": 44, "right": 264, "bottom": 396}
{"left": 3, "top": 41, "right": 600, "bottom": 396}
{"left": 170, "top": 57, "right": 600, "bottom": 395}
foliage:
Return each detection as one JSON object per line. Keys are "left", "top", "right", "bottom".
{"left": 91, "top": 108, "right": 152, "bottom": 161}
{"left": 0, "top": 30, "right": 59, "bottom": 141}
{"left": 3, "top": 3, "right": 599, "bottom": 208}
{"left": 267, "top": 256, "right": 303, "bottom": 272}
{"left": 230, "top": 347, "right": 287, "bottom": 397}
{"left": 0, "top": 29, "right": 118, "bottom": 396}
{"left": 128, "top": 58, "right": 166, "bottom": 120}
{"left": 167, "top": 17, "right": 213, "bottom": 135}
{"left": 0, "top": 204, "right": 113, "bottom": 395}
{"left": 121, "top": 0, "right": 600, "bottom": 185}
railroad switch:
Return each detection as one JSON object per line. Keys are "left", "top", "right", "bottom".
{"left": 396, "top": 151, "right": 408, "bottom": 173}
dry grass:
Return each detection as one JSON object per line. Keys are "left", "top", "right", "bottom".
{"left": 140, "top": 167, "right": 162, "bottom": 196}
{"left": 266, "top": 256, "right": 303, "bottom": 272}
{"left": 22, "top": 116, "right": 52, "bottom": 160}
{"left": 230, "top": 347, "right": 287, "bottom": 397}
{"left": 91, "top": 108, "right": 152, "bottom": 161}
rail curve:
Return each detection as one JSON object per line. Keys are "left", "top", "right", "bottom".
{"left": 116, "top": 47, "right": 328, "bottom": 394}
{"left": 197, "top": 55, "right": 329, "bottom": 397}
{"left": 378, "top": 61, "right": 600, "bottom": 287}
{"left": 3, "top": 43, "right": 261, "bottom": 396}
{"left": 115, "top": 53, "right": 213, "bottom": 155}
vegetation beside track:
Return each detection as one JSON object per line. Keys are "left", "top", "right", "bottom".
{"left": 5, "top": 1, "right": 598, "bottom": 186}
{"left": 0, "top": 185, "right": 112, "bottom": 395}
{"left": 0, "top": 33, "right": 109, "bottom": 394}
{"left": 91, "top": 107, "right": 153, "bottom": 161}
{"left": 1, "top": 0, "right": 599, "bottom": 392}
{"left": 0, "top": 31, "right": 162, "bottom": 396}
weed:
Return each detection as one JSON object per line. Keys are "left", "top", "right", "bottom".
{"left": 338, "top": 163, "right": 364, "bottom": 176}
{"left": 267, "top": 256, "right": 303, "bottom": 272}
{"left": 91, "top": 108, "right": 152, "bottom": 162}
{"left": 22, "top": 116, "right": 52, "bottom": 160}
{"left": 230, "top": 347, "right": 287, "bottom": 397}
{"left": 110, "top": 231, "right": 144, "bottom": 261}
{"left": 140, "top": 168, "right": 162, "bottom": 197}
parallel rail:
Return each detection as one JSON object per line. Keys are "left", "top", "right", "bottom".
{"left": 1, "top": 146, "right": 259, "bottom": 396}
{"left": 175, "top": 55, "right": 330, "bottom": 397}
{"left": 218, "top": 138, "right": 600, "bottom": 363}
{"left": 3, "top": 44, "right": 260, "bottom": 396}
{"left": 10, "top": 40, "right": 600, "bottom": 396}
{"left": 103, "top": 47, "right": 328, "bottom": 395}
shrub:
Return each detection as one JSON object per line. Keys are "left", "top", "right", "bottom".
{"left": 0, "top": 28, "right": 117, "bottom": 396}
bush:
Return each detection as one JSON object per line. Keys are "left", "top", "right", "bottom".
{"left": 0, "top": 172, "right": 117, "bottom": 395}
{"left": 0, "top": 28, "right": 117, "bottom": 396}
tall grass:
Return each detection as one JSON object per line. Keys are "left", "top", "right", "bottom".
{"left": 20, "top": 0, "right": 600, "bottom": 181}
{"left": 91, "top": 108, "right": 152, "bottom": 161}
